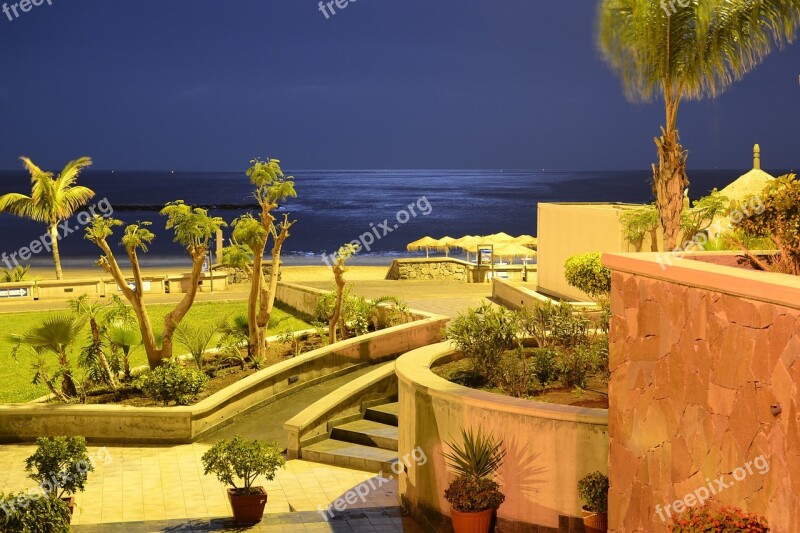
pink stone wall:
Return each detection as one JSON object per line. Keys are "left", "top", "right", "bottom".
{"left": 608, "top": 270, "right": 800, "bottom": 532}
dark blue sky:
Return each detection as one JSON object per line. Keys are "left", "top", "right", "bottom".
{"left": 0, "top": 0, "right": 798, "bottom": 171}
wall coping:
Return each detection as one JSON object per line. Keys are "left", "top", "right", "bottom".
{"left": 603, "top": 252, "right": 800, "bottom": 310}
{"left": 492, "top": 278, "right": 596, "bottom": 308}
{"left": 395, "top": 341, "right": 608, "bottom": 425}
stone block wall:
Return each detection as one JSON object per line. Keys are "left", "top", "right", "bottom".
{"left": 387, "top": 258, "right": 470, "bottom": 282}
{"left": 605, "top": 254, "right": 800, "bottom": 532}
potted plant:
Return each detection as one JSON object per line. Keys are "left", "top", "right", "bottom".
{"left": 201, "top": 435, "right": 286, "bottom": 524}
{"left": 0, "top": 491, "right": 71, "bottom": 532}
{"left": 578, "top": 471, "right": 608, "bottom": 532}
{"left": 24, "top": 436, "right": 95, "bottom": 518}
{"left": 670, "top": 506, "right": 769, "bottom": 532}
{"left": 442, "top": 428, "right": 507, "bottom": 533}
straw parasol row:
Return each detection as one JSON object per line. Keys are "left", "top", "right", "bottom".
{"left": 407, "top": 234, "right": 538, "bottom": 261}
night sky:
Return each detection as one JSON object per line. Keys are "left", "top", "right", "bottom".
{"left": 0, "top": 0, "right": 798, "bottom": 172}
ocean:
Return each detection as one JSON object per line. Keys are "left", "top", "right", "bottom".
{"left": 0, "top": 169, "right": 767, "bottom": 268}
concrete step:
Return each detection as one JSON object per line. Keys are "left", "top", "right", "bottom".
{"left": 302, "top": 438, "right": 398, "bottom": 474}
{"left": 365, "top": 402, "right": 399, "bottom": 426}
{"left": 331, "top": 419, "right": 399, "bottom": 451}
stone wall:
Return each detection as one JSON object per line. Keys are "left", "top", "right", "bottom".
{"left": 387, "top": 258, "right": 471, "bottom": 282}
{"left": 604, "top": 252, "right": 800, "bottom": 532}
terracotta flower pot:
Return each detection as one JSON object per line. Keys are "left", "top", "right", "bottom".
{"left": 582, "top": 507, "right": 608, "bottom": 533}
{"left": 60, "top": 496, "right": 75, "bottom": 518}
{"left": 227, "top": 487, "right": 268, "bottom": 524}
{"left": 450, "top": 507, "right": 494, "bottom": 533}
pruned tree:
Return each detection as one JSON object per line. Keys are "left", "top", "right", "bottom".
{"left": 228, "top": 158, "right": 297, "bottom": 359}
{"left": 85, "top": 202, "right": 225, "bottom": 368}
{"left": 328, "top": 243, "right": 359, "bottom": 344}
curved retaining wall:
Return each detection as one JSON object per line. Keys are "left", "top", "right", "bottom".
{"left": 0, "top": 311, "right": 448, "bottom": 444}
{"left": 397, "top": 342, "right": 609, "bottom": 531}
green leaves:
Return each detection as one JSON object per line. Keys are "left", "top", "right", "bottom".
{"left": 446, "top": 303, "right": 519, "bottom": 382}
{"left": 24, "top": 436, "right": 94, "bottom": 499}
{"left": 161, "top": 200, "right": 226, "bottom": 250}
{"left": 442, "top": 427, "right": 506, "bottom": 480}
{"left": 564, "top": 253, "right": 611, "bottom": 301}
{"left": 201, "top": 435, "right": 286, "bottom": 493}
{"left": 577, "top": 471, "right": 609, "bottom": 514}
{"left": 598, "top": 0, "right": 800, "bottom": 103}
{"left": 134, "top": 360, "right": 208, "bottom": 406}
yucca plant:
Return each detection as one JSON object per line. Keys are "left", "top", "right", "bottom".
{"left": 442, "top": 427, "right": 507, "bottom": 480}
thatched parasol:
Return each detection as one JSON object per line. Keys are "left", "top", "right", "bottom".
{"left": 433, "top": 236, "right": 456, "bottom": 257}
{"left": 407, "top": 236, "right": 439, "bottom": 258}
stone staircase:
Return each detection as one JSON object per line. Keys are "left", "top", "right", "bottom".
{"left": 302, "top": 401, "right": 399, "bottom": 474}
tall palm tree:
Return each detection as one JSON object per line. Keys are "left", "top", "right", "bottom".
{"left": 0, "top": 157, "right": 94, "bottom": 279}
{"left": 598, "top": 0, "right": 800, "bottom": 249}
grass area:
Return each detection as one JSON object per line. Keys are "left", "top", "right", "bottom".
{"left": 0, "top": 301, "right": 312, "bottom": 403}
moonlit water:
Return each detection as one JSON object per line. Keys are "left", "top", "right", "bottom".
{"left": 0, "top": 168, "right": 759, "bottom": 267}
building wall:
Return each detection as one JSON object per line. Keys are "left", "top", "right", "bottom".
{"left": 537, "top": 203, "right": 659, "bottom": 301}
{"left": 604, "top": 252, "right": 800, "bottom": 532}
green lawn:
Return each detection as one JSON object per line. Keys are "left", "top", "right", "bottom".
{"left": 0, "top": 301, "right": 312, "bottom": 403}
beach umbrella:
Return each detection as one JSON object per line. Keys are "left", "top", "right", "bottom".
{"left": 482, "top": 232, "right": 516, "bottom": 243}
{"left": 493, "top": 243, "right": 537, "bottom": 265}
{"left": 450, "top": 236, "right": 481, "bottom": 261}
{"left": 433, "top": 236, "right": 456, "bottom": 257}
{"left": 512, "top": 235, "right": 538, "bottom": 249}
{"left": 407, "top": 236, "right": 439, "bottom": 258}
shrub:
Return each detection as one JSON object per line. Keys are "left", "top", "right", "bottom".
{"left": 447, "top": 303, "right": 518, "bottom": 380}
{"left": 0, "top": 492, "right": 71, "bottom": 533}
{"left": 564, "top": 253, "right": 611, "bottom": 301}
{"left": 134, "top": 360, "right": 208, "bottom": 405}
{"left": 670, "top": 506, "right": 769, "bottom": 532}
{"left": 25, "top": 436, "right": 94, "bottom": 498}
{"left": 495, "top": 350, "right": 538, "bottom": 398}
{"left": 737, "top": 173, "right": 800, "bottom": 275}
{"left": 201, "top": 435, "right": 286, "bottom": 495}
{"left": 620, "top": 205, "right": 659, "bottom": 252}
{"left": 577, "top": 471, "right": 608, "bottom": 514}
{"left": 517, "top": 301, "right": 591, "bottom": 350}
{"left": 559, "top": 343, "right": 602, "bottom": 389}
{"left": 529, "top": 347, "right": 559, "bottom": 386}
{"left": 444, "top": 476, "right": 505, "bottom": 513}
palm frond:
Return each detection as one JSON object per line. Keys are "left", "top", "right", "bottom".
{"left": 442, "top": 427, "right": 506, "bottom": 480}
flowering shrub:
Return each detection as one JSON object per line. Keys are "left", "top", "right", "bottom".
{"left": 670, "top": 506, "right": 769, "bottom": 532}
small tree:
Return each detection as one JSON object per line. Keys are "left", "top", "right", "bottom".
{"left": 679, "top": 189, "right": 729, "bottom": 247}
{"left": 564, "top": 253, "right": 611, "bottom": 301}
{"left": 230, "top": 158, "right": 297, "bottom": 360}
{"left": 175, "top": 320, "right": 223, "bottom": 371}
{"left": 70, "top": 295, "right": 117, "bottom": 389}
{"left": 620, "top": 205, "right": 659, "bottom": 252}
{"left": 201, "top": 435, "right": 286, "bottom": 495}
{"left": 85, "top": 202, "right": 225, "bottom": 368}
{"left": 25, "top": 436, "right": 94, "bottom": 499}
{"left": 328, "top": 243, "right": 358, "bottom": 344}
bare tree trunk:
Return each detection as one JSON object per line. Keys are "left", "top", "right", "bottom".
{"left": 329, "top": 265, "right": 346, "bottom": 344}
{"left": 248, "top": 243, "right": 266, "bottom": 358}
{"left": 49, "top": 224, "right": 63, "bottom": 280}
{"left": 160, "top": 247, "right": 207, "bottom": 361}
{"left": 653, "top": 96, "right": 689, "bottom": 251}
{"left": 58, "top": 350, "right": 78, "bottom": 398}
{"left": 255, "top": 221, "right": 292, "bottom": 358}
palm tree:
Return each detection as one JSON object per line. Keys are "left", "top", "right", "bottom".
{"left": 598, "top": 0, "right": 800, "bottom": 250}
{"left": 0, "top": 157, "right": 94, "bottom": 279}
{"left": 69, "top": 295, "right": 117, "bottom": 388}
{"left": 105, "top": 320, "right": 142, "bottom": 381}
{"left": 12, "top": 314, "right": 87, "bottom": 398}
